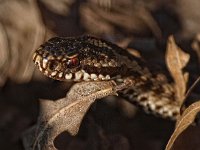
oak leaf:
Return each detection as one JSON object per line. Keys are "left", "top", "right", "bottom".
{"left": 23, "top": 79, "right": 133, "bottom": 150}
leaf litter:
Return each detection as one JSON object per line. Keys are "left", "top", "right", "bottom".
{"left": 165, "top": 36, "right": 200, "bottom": 150}
{"left": 1, "top": 0, "right": 200, "bottom": 150}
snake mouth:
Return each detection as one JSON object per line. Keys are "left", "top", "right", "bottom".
{"left": 62, "top": 70, "right": 111, "bottom": 81}
{"left": 33, "top": 52, "right": 111, "bottom": 81}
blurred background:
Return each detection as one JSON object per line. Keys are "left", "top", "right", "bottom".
{"left": 0, "top": 0, "right": 200, "bottom": 149}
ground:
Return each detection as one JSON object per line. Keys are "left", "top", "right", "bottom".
{"left": 0, "top": 0, "right": 200, "bottom": 150}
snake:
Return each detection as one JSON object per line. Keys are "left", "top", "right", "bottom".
{"left": 33, "top": 35, "right": 181, "bottom": 120}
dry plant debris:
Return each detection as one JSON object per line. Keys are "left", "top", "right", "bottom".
{"left": 0, "top": 0, "right": 46, "bottom": 86}
{"left": 23, "top": 80, "right": 133, "bottom": 150}
{"left": 1, "top": 0, "right": 200, "bottom": 150}
{"left": 192, "top": 33, "right": 200, "bottom": 66}
{"left": 165, "top": 36, "right": 200, "bottom": 150}
{"left": 166, "top": 36, "right": 190, "bottom": 103}
{"left": 80, "top": 0, "right": 161, "bottom": 38}
{"left": 165, "top": 101, "right": 200, "bottom": 150}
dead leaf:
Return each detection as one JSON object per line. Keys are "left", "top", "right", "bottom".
{"left": 34, "top": 81, "right": 116, "bottom": 150}
{"left": 165, "top": 100, "right": 200, "bottom": 150}
{"left": 0, "top": 0, "right": 46, "bottom": 85}
{"left": 40, "top": 0, "right": 74, "bottom": 15}
{"left": 80, "top": 1, "right": 161, "bottom": 38}
{"left": 166, "top": 35, "right": 190, "bottom": 103}
{"left": 23, "top": 79, "right": 133, "bottom": 150}
{"left": 192, "top": 33, "right": 200, "bottom": 66}
{"left": 0, "top": 22, "right": 9, "bottom": 86}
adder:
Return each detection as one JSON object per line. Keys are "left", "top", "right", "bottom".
{"left": 33, "top": 35, "right": 181, "bottom": 120}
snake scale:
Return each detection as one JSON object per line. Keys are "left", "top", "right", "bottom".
{"left": 33, "top": 35, "right": 181, "bottom": 120}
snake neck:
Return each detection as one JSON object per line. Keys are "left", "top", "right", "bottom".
{"left": 99, "top": 43, "right": 181, "bottom": 120}
{"left": 119, "top": 71, "right": 180, "bottom": 120}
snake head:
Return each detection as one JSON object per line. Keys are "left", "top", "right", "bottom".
{"left": 33, "top": 36, "right": 131, "bottom": 82}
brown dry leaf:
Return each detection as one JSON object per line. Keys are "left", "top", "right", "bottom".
{"left": 166, "top": 35, "right": 190, "bottom": 103}
{"left": 171, "top": 0, "right": 200, "bottom": 39}
{"left": 165, "top": 100, "right": 200, "bottom": 150}
{"left": 40, "top": 0, "right": 75, "bottom": 15}
{"left": 0, "top": 22, "right": 9, "bottom": 86}
{"left": 0, "top": 0, "right": 46, "bottom": 85}
{"left": 23, "top": 80, "right": 133, "bottom": 150}
{"left": 192, "top": 33, "right": 200, "bottom": 65}
{"left": 80, "top": 1, "right": 161, "bottom": 38}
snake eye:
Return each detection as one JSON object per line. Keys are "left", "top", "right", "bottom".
{"left": 48, "top": 60, "right": 59, "bottom": 70}
{"left": 67, "top": 57, "right": 80, "bottom": 68}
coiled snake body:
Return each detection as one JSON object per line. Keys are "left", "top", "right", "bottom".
{"left": 33, "top": 35, "right": 180, "bottom": 120}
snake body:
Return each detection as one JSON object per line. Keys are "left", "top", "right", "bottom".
{"left": 33, "top": 35, "right": 180, "bottom": 120}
